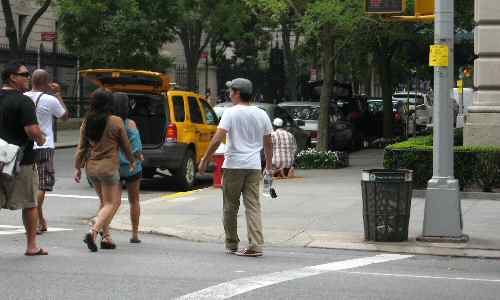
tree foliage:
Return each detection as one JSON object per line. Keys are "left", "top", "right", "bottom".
{"left": 57, "top": 0, "right": 176, "bottom": 70}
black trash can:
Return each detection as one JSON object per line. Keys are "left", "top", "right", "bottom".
{"left": 361, "top": 169, "right": 413, "bottom": 242}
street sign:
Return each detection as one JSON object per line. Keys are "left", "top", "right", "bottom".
{"left": 457, "top": 80, "right": 464, "bottom": 94}
{"left": 41, "top": 32, "right": 57, "bottom": 42}
{"left": 429, "top": 44, "right": 449, "bottom": 67}
{"left": 365, "top": 0, "right": 406, "bottom": 14}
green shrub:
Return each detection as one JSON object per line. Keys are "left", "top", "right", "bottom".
{"left": 384, "top": 133, "right": 500, "bottom": 191}
{"left": 295, "top": 149, "right": 349, "bottom": 169}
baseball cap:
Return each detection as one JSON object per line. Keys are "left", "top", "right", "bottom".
{"left": 226, "top": 78, "right": 253, "bottom": 94}
{"left": 273, "top": 118, "right": 284, "bottom": 128}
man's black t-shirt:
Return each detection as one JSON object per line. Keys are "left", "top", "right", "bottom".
{"left": 0, "top": 89, "right": 38, "bottom": 165}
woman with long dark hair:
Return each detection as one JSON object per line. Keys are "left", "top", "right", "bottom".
{"left": 74, "top": 88, "right": 136, "bottom": 252}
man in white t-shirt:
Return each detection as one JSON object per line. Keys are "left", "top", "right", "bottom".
{"left": 199, "top": 78, "right": 273, "bottom": 257}
{"left": 24, "top": 69, "right": 68, "bottom": 233}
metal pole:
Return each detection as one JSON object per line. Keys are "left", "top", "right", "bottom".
{"left": 205, "top": 55, "right": 209, "bottom": 96}
{"left": 419, "top": 0, "right": 467, "bottom": 242}
{"left": 414, "top": 74, "right": 418, "bottom": 139}
{"left": 37, "top": 43, "right": 42, "bottom": 69}
{"left": 76, "top": 57, "right": 80, "bottom": 119}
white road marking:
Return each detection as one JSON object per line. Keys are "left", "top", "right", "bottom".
{"left": 0, "top": 225, "right": 72, "bottom": 235}
{"left": 46, "top": 193, "right": 128, "bottom": 201}
{"left": 340, "top": 271, "right": 500, "bottom": 283}
{"left": 175, "top": 254, "right": 412, "bottom": 300}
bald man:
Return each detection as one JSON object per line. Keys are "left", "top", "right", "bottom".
{"left": 24, "top": 69, "right": 68, "bottom": 234}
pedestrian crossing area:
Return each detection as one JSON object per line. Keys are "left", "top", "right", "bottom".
{"left": 0, "top": 225, "right": 72, "bottom": 235}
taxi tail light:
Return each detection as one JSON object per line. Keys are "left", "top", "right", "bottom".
{"left": 166, "top": 123, "right": 177, "bottom": 143}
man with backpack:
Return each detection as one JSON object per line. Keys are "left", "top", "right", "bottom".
{"left": 25, "top": 69, "right": 68, "bottom": 234}
{"left": 0, "top": 61, "right": 47, "bottom": 256}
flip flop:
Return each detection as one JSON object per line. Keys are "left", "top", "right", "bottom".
{"left": 24, "top": 248, "right": 48, "bottom": 256}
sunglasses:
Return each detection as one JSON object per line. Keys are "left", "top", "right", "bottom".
{"left": 15, "top": 72, "right": 30, "bottom": 78}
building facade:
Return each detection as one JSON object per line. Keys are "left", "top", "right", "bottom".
{"left": 0, "top": 0, "right": 78, "bottom": 105}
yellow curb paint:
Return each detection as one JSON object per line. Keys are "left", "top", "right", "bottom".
{"left": 160, "top": 189, "right": 201, "bottom": 200}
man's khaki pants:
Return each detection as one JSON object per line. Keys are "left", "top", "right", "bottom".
{"left": 222, "top": 169, "right": 263, "bottom": 252}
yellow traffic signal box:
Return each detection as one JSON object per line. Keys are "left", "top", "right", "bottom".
{"left": 415, "top": 0, "right": 434, "bottom": 16}
{"left": 365, "top": 0, "right": 406, "bottom": 14}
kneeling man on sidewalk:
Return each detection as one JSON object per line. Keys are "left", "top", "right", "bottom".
{"left": 199, "top": 78, "right": 273, "bottom": 257}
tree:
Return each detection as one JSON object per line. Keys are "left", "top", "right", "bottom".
{"left": 57, "top": 0, "right": 176, "bottom": 70}
{"left": 246, "top": 0, "right": 363, "bottom": 151}
{"left": 1, "top": 0, "right": 52, "bottom": 59}
{"left": 302, "top": 0, "right": 363, "bottom": 151}
{"left": 246, "top": 0, "right": 307, "bottom": 102}
{"left": 169, "top": 0, "right": 252, "bottom": 91}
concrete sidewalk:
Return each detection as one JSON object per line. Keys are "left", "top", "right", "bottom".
{"left": 111, "top": 149, "right": 500, "bottom": 258}
{"left": 55, "top": 129, "right": 80, "bottom": 149}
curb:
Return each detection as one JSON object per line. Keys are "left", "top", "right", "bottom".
{"left": 55, "top": 144, "right": 78, "bottom": 150}
{"left": 413, "top": 189, "right": 500, "bottom": 201}
{"left": 110, "top": 220, "right": 500, "bottom": 259}
{"left": 307, "top": 241, "right": 500, "bottom": 259}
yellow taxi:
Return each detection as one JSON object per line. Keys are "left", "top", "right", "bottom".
{"left": 81, "top": 69, "right": 218, "bottom": 190}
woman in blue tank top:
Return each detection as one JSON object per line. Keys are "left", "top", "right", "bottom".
{"left": 112, "top": 92, "right": 143, "bottom": 243}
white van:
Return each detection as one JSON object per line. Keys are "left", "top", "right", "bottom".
{"left": 393, "top": 92, "right": 433, "bottom": 131}
{"left": 452, "top": 88, "right": 473, "bottom": 114}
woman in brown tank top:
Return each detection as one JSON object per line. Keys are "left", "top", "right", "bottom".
{"left": 74, "top": 88, "right": 136, "bottom": 252}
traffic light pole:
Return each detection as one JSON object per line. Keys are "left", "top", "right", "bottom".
{"left": 418, "top": 0, "right": 468, "bottom": 242}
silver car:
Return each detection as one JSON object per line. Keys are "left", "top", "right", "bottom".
{"left": 278, "top": 101, "right": 354, "bottom": 150}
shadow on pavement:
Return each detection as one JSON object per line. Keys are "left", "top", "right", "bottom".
{"left": 139, "top": 174, "right": 213, "bottom": 192}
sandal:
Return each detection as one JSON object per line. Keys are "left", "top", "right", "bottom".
{"left": 129, "top": 237, "right": 141, "bottom": 244}
{"left": 100, "top": 233, "right": 116, "bottom": 250}
{"left": 36, "top": 225, "right": 48, "bottom": 235}
{"left": 83, "top": 230, "right": 98, "bottom": 252}
{"left": 25, "top": 248, "right": 48, "bottom": 256}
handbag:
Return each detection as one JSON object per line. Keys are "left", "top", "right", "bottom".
{"left": 0, "top": 138, "right": 23, "bottom": 177}
{"left": 0, "top": 138, "right": 24, "bottom": 209}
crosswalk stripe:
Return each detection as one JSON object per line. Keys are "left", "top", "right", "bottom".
{"left": 175, "top": 254, "right": 412, "bottom": 300}
{"left": 46, "top": 193, "right": 128, "bottom": 201}
{"left": 0, "top": 225, "right": 72, "bottom": 235}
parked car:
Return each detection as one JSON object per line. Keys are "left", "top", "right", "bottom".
{"left": 81, "top": 69, "right": 218, "bottom": 191}
{"left": 213, "top": 102, "right": 311, "bottom": 152}
{"left": 392, "top": 92, "right": 433, "bottom": 132}
{"left": 334, "top": 97, "right": 368, "bottom": 149}
{"left": 278, "top": 101, "right": 354, "bottom": 150}
{"left": 366, "top": 98, "right": 416, "bottom": 138}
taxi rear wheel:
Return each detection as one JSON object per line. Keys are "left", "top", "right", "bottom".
{"left": 173, "top": 150, "right": 196, "bottom": 191}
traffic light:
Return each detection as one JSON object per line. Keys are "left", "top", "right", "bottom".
{"left": 463, "top": 67, "right": 471, "bottom": 78}
{"left": 365, "top": 0, "right": 406, "bottom": 14}
{"left": 415, "top": 0, "right": 434, "bottom": 16}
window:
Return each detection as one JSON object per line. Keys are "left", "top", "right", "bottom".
{"left": 188, "top": 97, "right": 203, "bottom": 124}
{"left": 200, "top": 99, "right": 218, "bottom": 125}
{"left": 172, "top": 96, "right": 185, "bottom": 122}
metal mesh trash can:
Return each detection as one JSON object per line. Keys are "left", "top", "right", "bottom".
{"left": 361, "top": 169, "right": 413, "bottom": 242}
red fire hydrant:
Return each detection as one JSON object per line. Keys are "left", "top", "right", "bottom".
{"left": 212, "top": 153, "right": 225, "bottom": 188}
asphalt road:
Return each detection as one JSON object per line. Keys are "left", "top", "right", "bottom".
{"left": 1, "top": 149, "right": 500, "bottom": 300}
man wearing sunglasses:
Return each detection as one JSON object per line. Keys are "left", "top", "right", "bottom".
{"left": 0, "top": 61, "right": 48, "bottom": 256}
